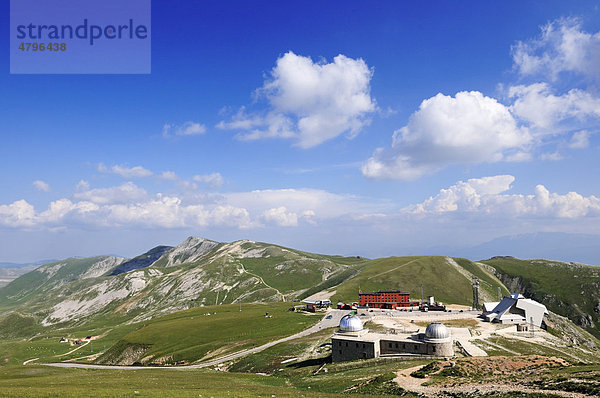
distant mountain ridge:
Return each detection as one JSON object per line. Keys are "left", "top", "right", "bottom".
{"left": 0, "top": 259, "right": 60, "bottom": 288}
{"left": 0, "top": 259, "right": 58, "bottom": 269}
{"left": 421, "top": 232, "right": 600, "bottom": 266}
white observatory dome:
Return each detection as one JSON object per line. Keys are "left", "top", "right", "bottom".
{"left": 425, "top": 322, "right": 450, "bottom": 340}
{"left": 339, "top": 314, "right": 363, "bottom": 332}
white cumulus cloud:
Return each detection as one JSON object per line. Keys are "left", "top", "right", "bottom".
{"left": 1, "top": 177, "right": 599, "bottom": 233}
{"left": 224, "top": 188, "right": 384, "bottom": 219}
{"left": 262, "top": 207, "right": 298, "bottom": 227}
{"left": 362, "top": 91, "right": 531, "bottom": 180}
{"left": 509, "top": 83, "right": 600, "bottom": 131}
{"left": 512, "top": 17, "right": 600, "bottom": 82}
{"left": 409, "top": 175, "right": 600, "bottom": 219}
{"left": 218, "top": 51, "right": 376, "bottom": 148}
{"left": 73, "top": 182, "right": 148, "bottom": 205}
{"left": 33, "top": 180, "right": 51, "bottom": 192}
{"left": 0, "top": 200, "right": 37, "bottom": 228}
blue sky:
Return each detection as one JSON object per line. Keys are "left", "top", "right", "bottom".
{"left": 1, "top": 1, "right": 599, "bottom": 262}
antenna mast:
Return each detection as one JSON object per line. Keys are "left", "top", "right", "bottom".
{"left": 472, "top": 277, "right": 480, "bottom": 310}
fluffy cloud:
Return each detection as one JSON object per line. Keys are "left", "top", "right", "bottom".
{"left": 0, "top": 184, "right": 386, "bottom": 231}
{"left": 262, "top": 207, "right": 298, "bottom": 227}
{"left": 224, "top": 188, "right": 382, "bottom": 219}
{"left": 98, "top": 163, "right": 153, "bottom": 178}
{"left": 362, "top": 91, "right": 531, "bottom": 180}
{"left": 1, "top": 177, "right": 599, "bottom": 232}
{"left": 410, "top": 175, "right": 600, "bottom": 219}
{"left": 0, "top": 200, "right": 36, "bottom": 228}
{"left": 512, "top": 18, "right": 600, "bottom": 82}
{"left": 0, "top": 199, "right": 100, "bottom": 229}
{"left": 509, "top": 83, "right": 600, "bottom": 131}
{"left": 33, "top": 180, "right": 51, "bottom": 192}
{"left": 76, "top": 180, "right": 90, "bottom": 191}
{"left": 193, "top": 172, "right": 224, "bottom": 189}
{"left": 218, "top": 51, "right": 376, "bottom": 148}
{"left": 363, "top": 19, "right": 600, "bottom": 181}
{"left": 162, "top": 122, "right": 207, "bottom": 138}
{"left": 96, "top": 163, "right": 224, "bottom": 191}
{"left": 0, "top": 195, "right": 252, "bottom": 230}
{"left": 73, "top": 182, "right": 148, "bottom": 205}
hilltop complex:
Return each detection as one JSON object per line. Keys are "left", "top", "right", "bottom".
{"left": 331, "top": 314, "right": 454, "bottom": 362}
{"left": 331, "top": 289, "right": 551, "bottom": 363}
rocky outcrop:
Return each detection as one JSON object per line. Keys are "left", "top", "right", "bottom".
{"left": 96, "top": 342, "right": 150, "bottom": 365}
{"left": 545, "top": 311, "right": 600, "bottom": 350}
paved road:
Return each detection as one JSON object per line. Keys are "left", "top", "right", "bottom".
{"left": 43, "top": 310, "right": 349, "bottom": 371}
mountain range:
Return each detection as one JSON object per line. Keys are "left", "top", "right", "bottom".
{"left": 0, "top": 236, "right": 598, "bottom": 341}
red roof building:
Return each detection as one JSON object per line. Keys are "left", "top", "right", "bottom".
{"left": 358, "top": 289, "right": 419, "bottom": 309}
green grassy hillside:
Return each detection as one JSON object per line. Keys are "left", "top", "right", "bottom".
{"left": 0, "top": 239, "right": 365, "bottom": 328}
{"left": 334, "top": 256, "right": 509, "bottom": 306}
{"left": 482, "top": 257, "right": 600, "bottom": 339}
{"left": 96, "top": 302, "right": 319, "bottom": 366}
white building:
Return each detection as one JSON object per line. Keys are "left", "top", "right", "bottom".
{"left": 483, "top": 293, "right": 548, "bottom": 327}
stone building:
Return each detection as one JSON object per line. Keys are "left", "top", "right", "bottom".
{"left": 331, "top": 314, "right": 454, "bottom": 362}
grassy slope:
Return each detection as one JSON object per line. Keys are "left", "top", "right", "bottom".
{"left": 0, "top": 366, "right": 330, "bottom": 398}
{"left": 0, "top": 256, "right": 115, "bottom": 311}
{"left": 0, "top": 303, "right": 318, "bottom": 367}
{"left": 0, "top": 242, "right": 365, "bottom": 328}
{"left": 236, "top": 242, "right": 366, "bottom": 295}
{"left": 0, "top": 363, "right": 424, "bottom": 398}
{"left": 97, "top": 302, "right": 320, "bottom": 365}
{"left": 0, "top": 311, "right": 144, "bottom": 366}
{"left": 482, "top": 257, "right": 600, "bottom": 339}
{"left": 452, "top": 257, "right": 510, "bottom": 300}
{"left": 334, "top": 256, "right": 507, "bottom": 305}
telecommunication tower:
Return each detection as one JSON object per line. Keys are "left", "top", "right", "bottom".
{"left": 472, "top": 277, "right": 480, "bottom": 310}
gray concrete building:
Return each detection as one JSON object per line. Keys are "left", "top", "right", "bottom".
{"left": 331, "top": 314, "right": 454, "bottom": 362}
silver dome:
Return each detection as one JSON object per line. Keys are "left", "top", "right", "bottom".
{"left": 339, "top": 314, "right": 363, "bottom": 332}
{"left": 425, "top": 322, "right": 450, "bottom": 340}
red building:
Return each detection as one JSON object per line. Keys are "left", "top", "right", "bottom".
{"left": 358, "top": 289, "right": 419, "bottom": 309}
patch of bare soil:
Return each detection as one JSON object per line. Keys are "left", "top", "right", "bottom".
{"left": 395, "top": 356, "right": 590, "bottom": 398}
